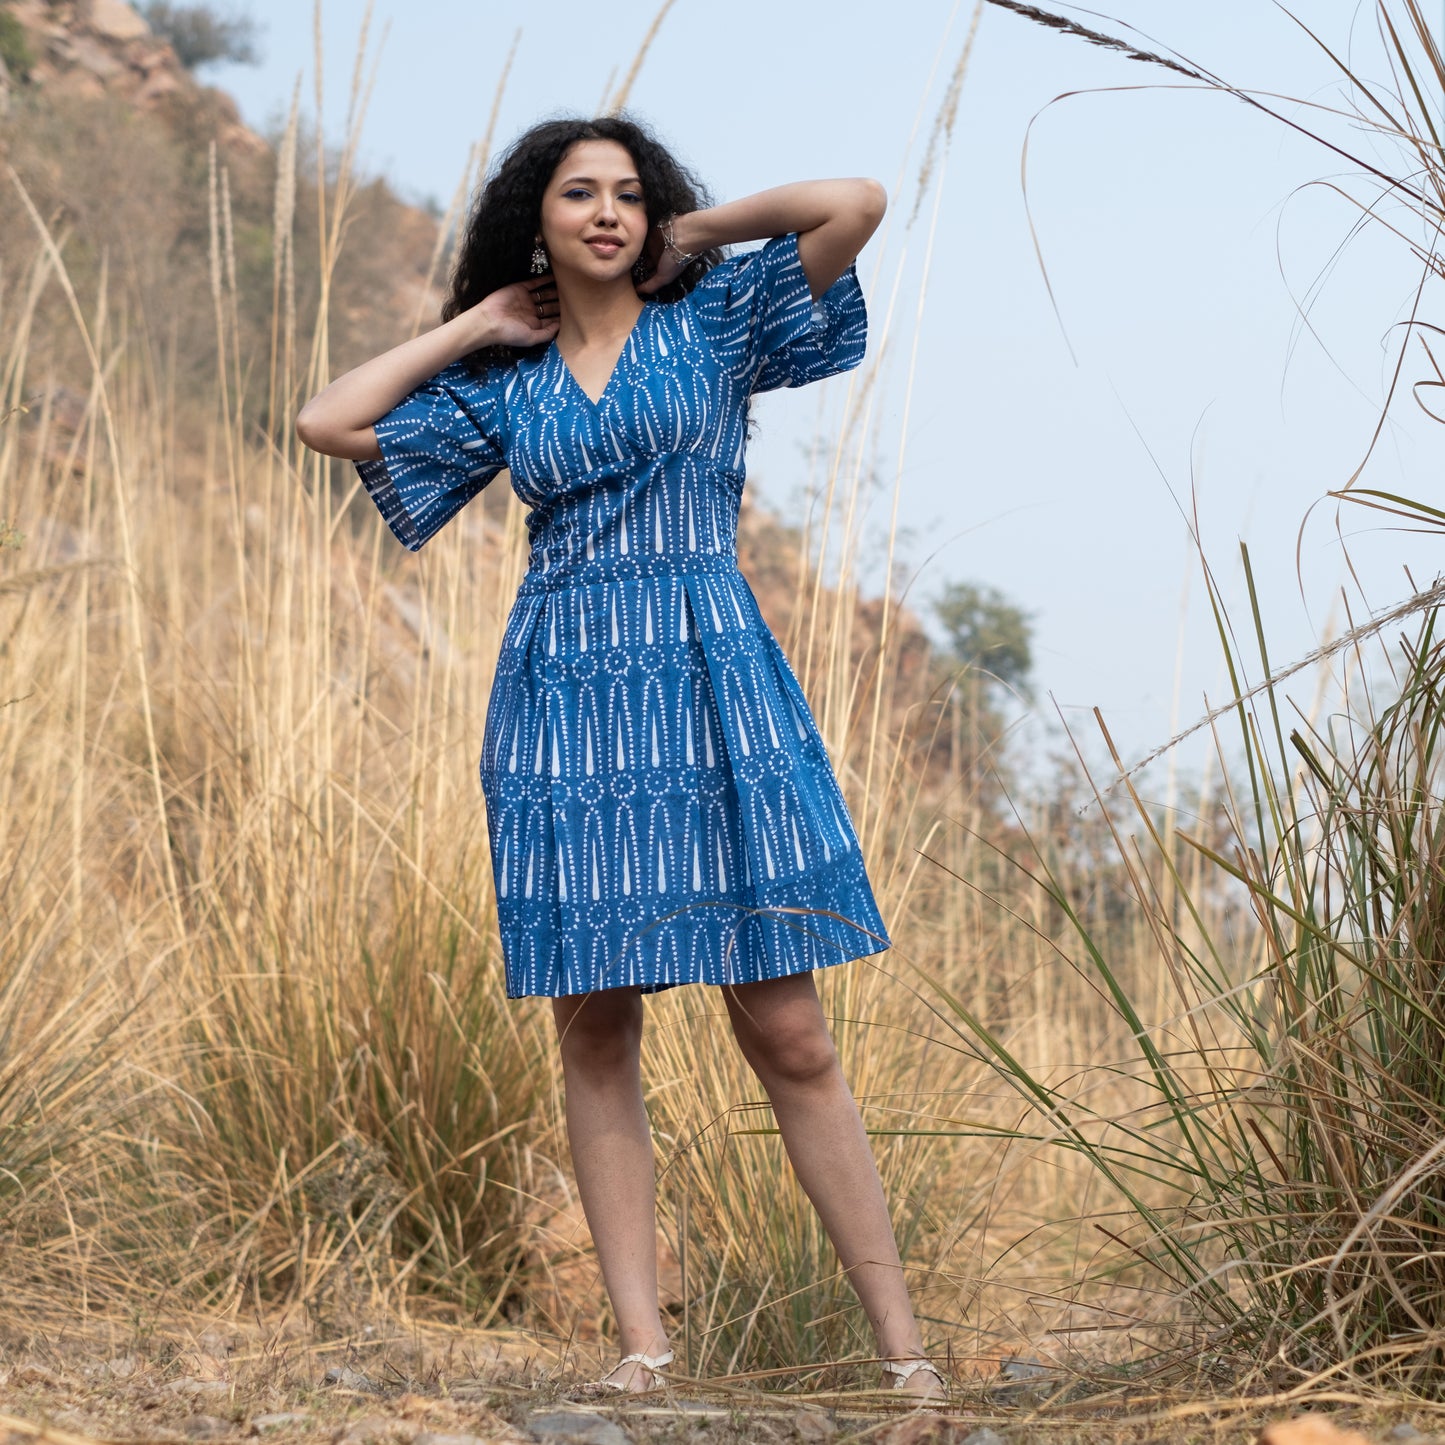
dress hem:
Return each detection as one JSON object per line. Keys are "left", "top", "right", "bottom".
{"left": 503, "top": 928, "right": 891, "bottom": 1000}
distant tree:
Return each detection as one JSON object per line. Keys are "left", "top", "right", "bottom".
{"left": 934, "top": 580, "right": 1034, "bottom": 695}
{"left": 141, "top": 2, "right": 262, "bottom": 70}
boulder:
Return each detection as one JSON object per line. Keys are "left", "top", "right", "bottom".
{"left": 84, "top": 0, "right": 150, "bottom": 42}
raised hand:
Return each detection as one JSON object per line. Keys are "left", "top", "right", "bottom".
{"left": 634, "top": 224, "right": 685, "bottom": 297}
{"left": 473, "top": 276, "right": 561, "bottom": 347}
{"left": 296, "top": 276, "right": 559, "bottom": 459}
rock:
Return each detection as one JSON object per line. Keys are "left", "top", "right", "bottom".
{"left": 1388, "top": 1428, "right": 1426, "bottom": 1443}
{"left": 165, "top": 1379, "right": 232, "bottom": 1400}
{"left": 997, "top": 1357, "right": 1049, "bottom": 1382}
{"left": 83, "top": 0, "right": 151, "bottom": 42}
{"left": 323, "top": 1366, "right": 376, "bottom": 1391}
{"left": 50, "top": 1412, "right": 104, "bottom": 1435}
{"left": 182, "top": 1416, "right": 235, "bottom": 1440}
{"left": 791, "top": 1407, "right": 837, "bottom": 1443}
{"left": 252, "top": 1414, "right": 312, "bottom": 1434}
{"left": 1258, "top": 1417, "right": 1375, "bottom": 1445}
{"left": 332, "top": 1418, "right": 417, "bottom": 1445}
{"left": 524, "top": 1412, "right": 634, "bottom": 1445}
{"left": 177, "top": 1352, "right": 231, "bottom": 1384}
{"left": 439, "top": 1422, "right": 530, "bottom": 1445}
{"left": 962, "top": 1430, "right": 1008, "bottom": 1445}
{"left": 5, "top": 0, "right": 42, "bottom": 25}
{"left": 137, "top": 67, "right": 182, "bottom": 103}
{"left": 58, "top": 65, "right": 107, "bottom": 99}
{"left": 878, "top": 1418, "right": 957, "bottom": 1445}
{"left": 985, "top": 1356, "right": 1055, "bottom": 1406}
{"left": 12, "top": 1363, "right": 67, "bottom": 1385}
{"left": 65, "top": 32, "right": 124, "bottom": 78}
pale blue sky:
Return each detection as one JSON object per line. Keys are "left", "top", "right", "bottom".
{"left": 207, "top": 1, "right": 1444, "bottom": 776}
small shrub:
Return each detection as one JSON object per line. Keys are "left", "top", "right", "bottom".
{"left": 140, "top": 2, "right": 261, "bottom": 70}
{"left": 0, "top": 11, "right": 34, "bottom": 78}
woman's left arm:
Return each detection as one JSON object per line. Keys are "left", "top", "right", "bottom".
{"left": 641, "top": 179, "right": 887, "bottom": 299}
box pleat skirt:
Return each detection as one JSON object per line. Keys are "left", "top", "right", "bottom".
{"left": 480, "top": 563, "right": 891, "bottom": 998}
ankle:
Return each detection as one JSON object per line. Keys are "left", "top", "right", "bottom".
{"left": 617, "top": 1327, "right": 670, "bottom": 1359}
{"left": 877, "top": 1339, "right": 927, "bottom": 1364}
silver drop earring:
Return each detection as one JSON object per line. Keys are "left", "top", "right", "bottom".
{"left": 530, "top": 239, "right": 548, "bottom": 275}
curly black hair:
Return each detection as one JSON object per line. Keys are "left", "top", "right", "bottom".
{"left": 445, "top": 114, "right": 723, "bottom": 372}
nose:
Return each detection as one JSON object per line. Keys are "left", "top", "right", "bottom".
{"left": 594, "top": 192, "right": 619, "bottom": 226}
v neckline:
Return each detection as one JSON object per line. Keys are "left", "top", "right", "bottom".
{"left": 553, "top": 303, "right": 649, "bottom": 409}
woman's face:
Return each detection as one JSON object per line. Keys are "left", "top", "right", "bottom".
{"left": 538, "top": 139, "right": 648, "bottom": 284}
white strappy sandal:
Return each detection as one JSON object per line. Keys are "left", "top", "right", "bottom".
{"left": 880, "top": 1357, "right": 947, "bottom": 1397}
{"left": 581, "top": 1348, "right": 674, "bottom": 1395}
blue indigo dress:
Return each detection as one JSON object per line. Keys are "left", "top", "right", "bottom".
{"left": 358, "top": 232, "right": 890, "bottom": 998}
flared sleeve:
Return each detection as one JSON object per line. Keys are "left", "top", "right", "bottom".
{"left": 354, "top": 361, "right": 508, "bottom": 551}
{"left": 688, "top": 231, "right": 867, "bottom": 395}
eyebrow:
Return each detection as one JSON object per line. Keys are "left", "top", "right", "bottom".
{"left": 557, "top": 174, "right": 644, "bottom": 187}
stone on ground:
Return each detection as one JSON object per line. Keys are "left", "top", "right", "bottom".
{"left": 1258, "top": 1416, "right": 1376, "bottom": 1445}
{"left": 524, "top": 1410, "right": 634, "bottom": 1445}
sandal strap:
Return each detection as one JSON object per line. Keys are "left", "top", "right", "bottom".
{"left": 574, "top": 1349, "right": 675, "bottom": 1396}
{"left": 616, "top": 1349, "right": 674, "bottom": 1372}
{"left": 881, "top": 1358, "right": 945, "bottom": 1387}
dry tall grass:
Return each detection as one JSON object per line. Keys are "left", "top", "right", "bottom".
{"left": 947, "top": 0, "right": 1445, "bottom": 1398}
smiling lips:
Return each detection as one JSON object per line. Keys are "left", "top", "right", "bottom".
{"left": 585, "top": 236, "right": 624, "bottom": 256}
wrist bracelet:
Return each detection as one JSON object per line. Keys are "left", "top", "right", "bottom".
{"left": 659, "top": 214, "right": 698, "bottom": 267}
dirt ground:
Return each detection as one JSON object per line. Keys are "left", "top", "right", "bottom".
{"left": 2, "top": 1315, "right": 1442, "bottom": 1445}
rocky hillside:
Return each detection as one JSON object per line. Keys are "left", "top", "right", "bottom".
{"left": 1, "top": 0, "right": 259, "bottom": 149}
{"left": 1, "top": 0, "right": 442, "bottom": 403}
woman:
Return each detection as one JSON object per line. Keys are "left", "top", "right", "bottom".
{"left": 297, "top": 115, "right": 944, "bottom": 1401}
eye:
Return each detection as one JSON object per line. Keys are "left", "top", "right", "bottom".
{"left": 619, "top": 191, "right": 644, "bottom": 205}
{"left": 563, "top": 187, "right": 592, "bottom": 200}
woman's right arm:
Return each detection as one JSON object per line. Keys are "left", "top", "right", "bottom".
{"left": 296, "top": 278, "right": 558, "bottom": 460}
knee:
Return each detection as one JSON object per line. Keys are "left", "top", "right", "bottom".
{"left": 554, "top": 993, "right": 643, "bottom": 1075}
{"left": 737, "top": 1016, "right": 840, "bottom": 1090}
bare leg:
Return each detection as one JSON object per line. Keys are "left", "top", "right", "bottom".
{"left": 553, "top": 989, "right": 671, "bottom": 1390}
{"left": 721, "top": 972, "right": 943, "bottom": 1399}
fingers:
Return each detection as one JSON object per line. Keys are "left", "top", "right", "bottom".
{"left": 528, "top": 278, "right": 559, "bottom": 322}
{"left": 525, "top": 278, "right": 559, "bottom": 340}
{"left": 634, "top": 265, "right": 677, "bottom": 297}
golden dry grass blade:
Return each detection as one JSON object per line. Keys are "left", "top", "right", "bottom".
{"left": 4, "top": 165, "right": 184, "bottom": 931}
{"left": 1109, "top": 575, "right": 1445, "bottom": 787}
{"left": 911, "top": 0, "right": 986, "bottom": 224}
{"left": 605, "top": 0, "right": 677, "bottom": 115}
{"left": 410, "top": 32, "right": 519, "bottom": 339}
